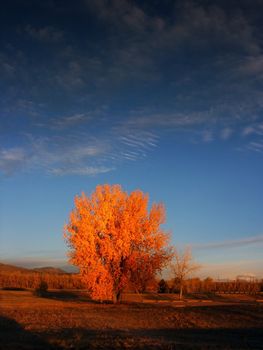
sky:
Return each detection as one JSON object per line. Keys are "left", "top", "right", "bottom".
{"left": 1, "top": 0, "right": 263, "bottom": 279}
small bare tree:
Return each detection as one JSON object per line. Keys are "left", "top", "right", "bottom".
{"left": 171, "top": 247, "right": 201, "bottom": 300}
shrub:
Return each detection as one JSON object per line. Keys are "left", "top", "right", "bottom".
{"left": 35, "top": 280, "right": 48, "bottom": 296}
{"left": 158, "top": 279, "right": 169, "bottom": 293}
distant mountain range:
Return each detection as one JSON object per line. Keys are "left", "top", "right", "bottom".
{"left": 0, "top": 262, "right": 68, "bottom": 274}
{"left": 33, "top": 266, "right": 68, "bottom": 274}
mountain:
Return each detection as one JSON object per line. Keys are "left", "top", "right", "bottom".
{"left": 33, "top": 267, "right": 67, "bottom": 274}
{"left": 0, "top": 262, "right": 29, "bottom": 273}
{"left": 0, "top": 262, "right": 67, "bottom": 274}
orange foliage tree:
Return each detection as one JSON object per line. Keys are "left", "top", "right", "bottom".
{"left": 64, "top": 184, "right": 172, "bottom": 303}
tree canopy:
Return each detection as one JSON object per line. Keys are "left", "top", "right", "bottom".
{"left": 64, "top": 184, "right": 172, "bottom": 302}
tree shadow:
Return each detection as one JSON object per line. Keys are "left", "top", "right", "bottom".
{"left": 142, "top": 292, "right": 177, "bottom": 302}
{"left": 1, "top": 314, "right": 262, "bottom": 349}
{"left": 36, "top": 290, "right": 94, "bottom": 303}
{"left": 45, "top": 327, "right": 263, "bottom": 349}
{"left": 38, "top": 290, "right": 119, "bottom": 304}
{"left": 192, "top": 304, "right": 263, "bottom": 323}
{"left": 2, "top": 287, "right": 27, "bottom": 291}
{"left": 0, "top": 315, "right": 59, "bottom": 349}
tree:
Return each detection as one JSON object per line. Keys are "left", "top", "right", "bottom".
{"left": 35, "top": 280, "right": 48, "bottom": 297}
{"left": 64, "top": 184, "right": 172, "bottom": 303}
{"left": 158, "top": 279, "right": 169, "bottom": 293}
{"left": 171, "top": 247, "right": 201, "bottom": 300}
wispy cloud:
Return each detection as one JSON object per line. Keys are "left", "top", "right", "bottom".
{"left": 242, "top": 126, "right": 255, "bottom": 136}
{"left": 238, "top": 55, "right": 263, "bottom": 77}
{"left": 242, "top": 123, "right": 263, "bottom": 136}
{"left": 25, "top": 25, "right": 64, "bottom": 43}
{"left": 0, "top": 147, "right": 28, "bottom": 175}
{"left": 125, "top": 111, "right": 212, "bottom": 130}
{"left": 193, "top": 234, "right": 263, "bottom": 250}
{"left": 28, "top": 134, "right": 113, "bottom": 175}
{"left": 202, "top": 130, "right": 214, "bottom": 143}
{"left": 112, "top": 126, "right": 159, "bottom": 162}
{"left": 50, "top": 113, "right": 90, "bottom": 129}
{"left": 120, "top": 131, "right": 158, "bottom": 149}
{"left": 0, "top": 53, "right": 15, "bottom": 77}
{"left": 221, "top": 127, "right": 233, "bottom": 140}
{"left": 247, "top": 141, "right": 263, "bottom": 153}
{"left": 0, "top": 119, "right": 160, "bottom": 176}
{"left": 50, "top": 165, "right": 114, "bottom": 176}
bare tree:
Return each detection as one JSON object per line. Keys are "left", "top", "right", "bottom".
{"left": 171, "top": 247, "right": 201, "bottom": 300}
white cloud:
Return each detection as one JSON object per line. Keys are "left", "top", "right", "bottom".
{"left": 239, "top": 55, "right": 263, "bottom": 77}
{"left": 221, "top": 127, "right": 233, "bottom": 140}
{"left": 247, "top": 141, "right": 263, "bottom": 153}
{"left": 114, "top": 127, "right": 159, "bottom": 162}
{"left": 0, "top": 117, "right": 162, "bottom": 176}
{"left": 28, "top": 135, "right": 111, "bottom": 171}
{"left": 0, "top": 60, "right": 15, "bottom": 77}
{"left": 50, "top": 165, "right": 114, "bottom": 176}
{"left": 202, "top": 130, "right": 214, "bottom": 143}
{"left": 120, "top": 132, "right": 158, "bottom": 149}
{"left": 50, "top": 113, "right": 89, "bottom": 129}
{"left": 243, "top": 126, "right": 255, "bottom": 136}
{"left": 0, "top": 132, "right": 114, "bottom": 177}
{"left": 125, "top": 111, "right": 210, "bottom": 129}
{"left": 87, "top": 0, "right": 260, "bottom": 55}
{"left": 242, "top": 123, "right": 263, "bottom": 136}
{"left": 0, "top": 147, "right": 28, "bottom": 174}
{"left": 25, "top": 25, "right": 64, "bottom": 43}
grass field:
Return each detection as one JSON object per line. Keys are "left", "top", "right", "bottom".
{"left": 1, "top": 290, "right": 263, "bottom": 349}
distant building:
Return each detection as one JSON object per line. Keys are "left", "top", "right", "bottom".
{"left": 236, "top": 274, "right": 256, "bottom": 282}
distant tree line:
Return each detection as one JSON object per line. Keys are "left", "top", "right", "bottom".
{"left": 158, "top": 277, "right": 262, "bottom": 295}
{"left": 0, "top": 271, "right": 84, "bottom": 290}
{"left": 1, "top": 270, "right": 262, "bottom": 296}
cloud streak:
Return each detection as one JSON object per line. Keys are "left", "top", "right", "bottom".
{"left": 50, "top": 165, "right": 114, "bottom": 176}
{"left": 0, "top": 120, "right": 159, "bottom": 176}
{"left": 25, "top": 25, "right": 64, "bottom": 43}
{"left": 221, "top": 127, "right": 233, "bottom": 140}
{"left": 50, "top": 113, "right": 90, "bottom": 129}
{"left": 193, "top": 234, "right": 263, "bottom": 250}
{"left": 0, "top": 147, "right": 28, "bottom": 175}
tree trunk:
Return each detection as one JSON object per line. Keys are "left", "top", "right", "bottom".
{"left": 112, "top": 290, "right": 121, "bottom": 304}
{"left": 179, "top": 283, "right": 183, "bottom": 300}
{"left": 135, "top": 287, "right": 144, "bottom": 302}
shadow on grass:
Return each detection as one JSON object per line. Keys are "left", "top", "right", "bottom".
{"left": 0, "top": 315, "right": 59, "bottom": 349}
{"left": 42, "top": 327, "right": 263, "bottom": 349}
{"left": 1, "top": 314, "right": 262, "bottom": 349}
{"left": 37, "top": 290, "right": 115, "bottom": 304}
{"left": 178, "top": 293, "right": 260, "bottom": 304}
{"left": 2, "top": 287, "right": 27, "bottom": 291}
{"left": 142, "top": 292, "right": 177, "bottom": 302}
{"left": 47, "top": 290, "right": 85, "bottom": 300}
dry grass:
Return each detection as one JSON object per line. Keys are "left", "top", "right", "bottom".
{"left": 1, "top": 290, "right": 263, "bottom": 349}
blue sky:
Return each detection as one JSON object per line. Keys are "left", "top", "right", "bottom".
{"left": 1, "top": 0, "right": 263, "bottom": 278}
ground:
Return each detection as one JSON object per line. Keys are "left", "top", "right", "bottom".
{"left": 0, "top": 290, "right": 263, "bottom": 349}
